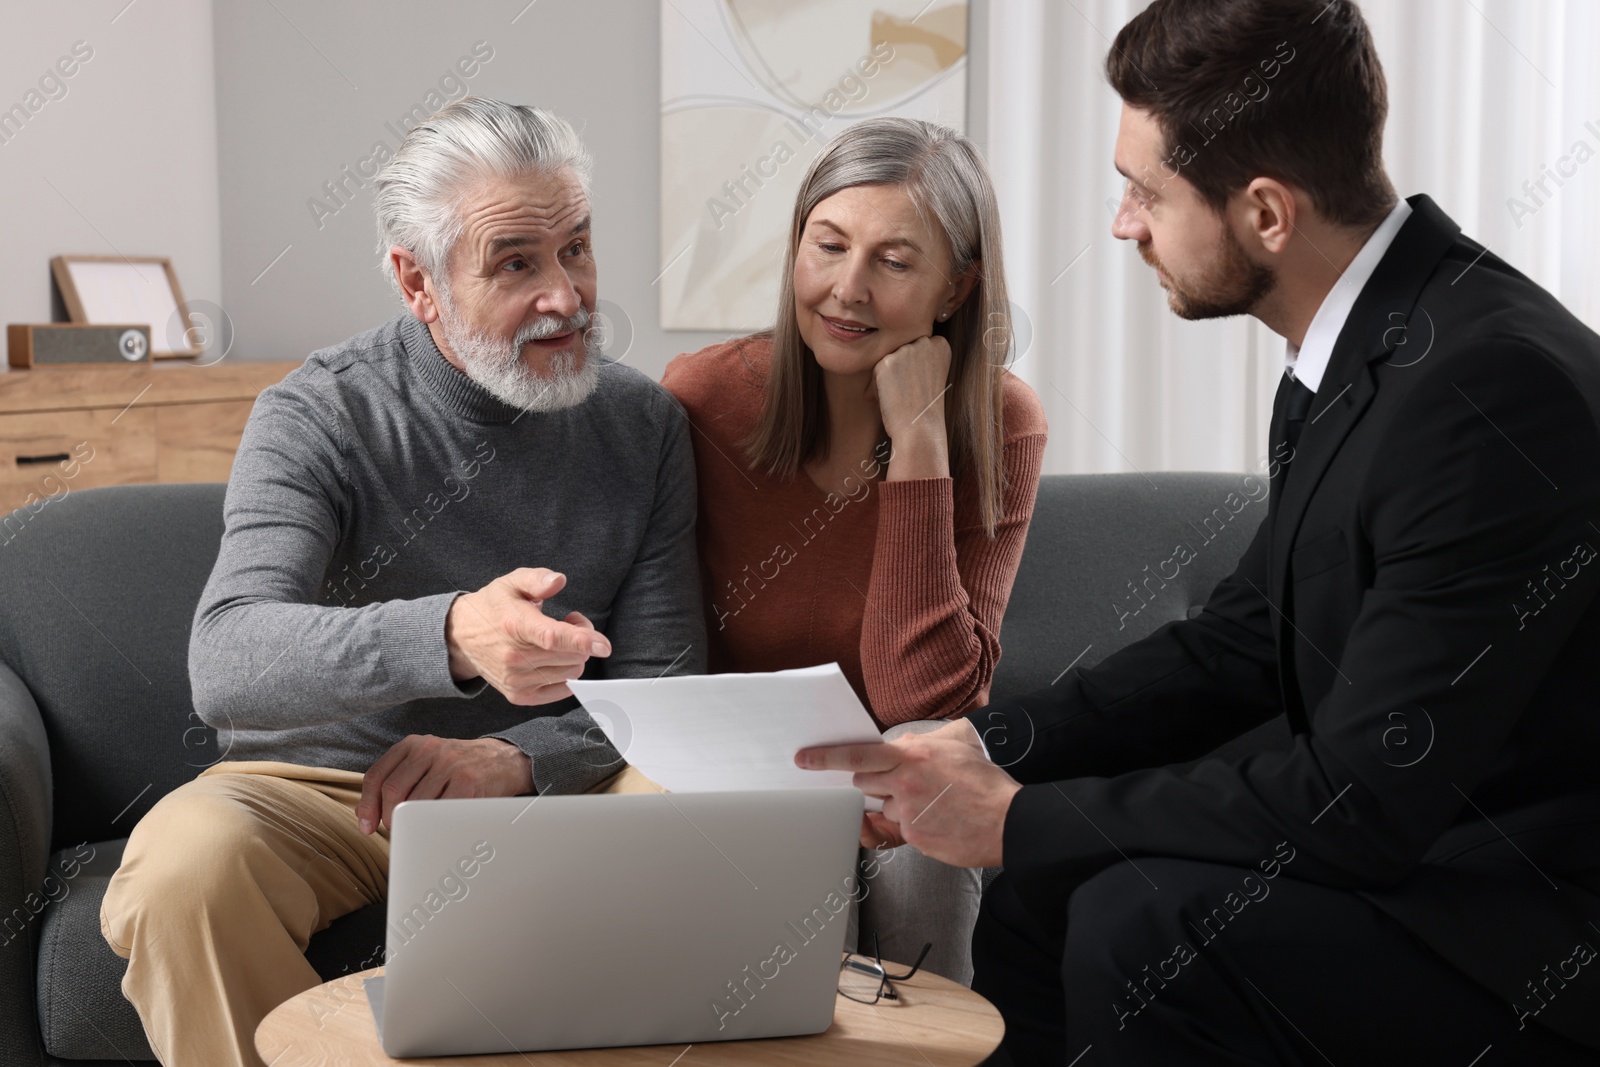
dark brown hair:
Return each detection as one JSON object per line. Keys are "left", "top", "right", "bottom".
{"left": 1106, "top": 0, "right": 1397, "bottom": 229}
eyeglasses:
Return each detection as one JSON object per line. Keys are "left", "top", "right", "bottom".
{"left": 837, "top": 934, "right": 933, "bottom": 1004}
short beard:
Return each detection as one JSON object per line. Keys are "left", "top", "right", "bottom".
{"left": 1141, "top": 225, "right": 1276, "bottom": 321}
{"left": 434, "top": 287, "right": 602, "bottom": 413}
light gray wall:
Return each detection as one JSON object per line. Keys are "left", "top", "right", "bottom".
{"left": 0, "top": 0, "right": 221, "bottom": 375}
{"left": 3, "top": 1, "right": 986, "bottom": 382}
{"left": 211, "top": 0, "right": 988, "bottom": 380}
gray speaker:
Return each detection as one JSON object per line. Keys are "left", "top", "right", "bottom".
{"left": 6, "top": 323, "right": 151, "bottom": 368}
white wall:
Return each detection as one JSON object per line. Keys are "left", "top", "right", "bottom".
{"left": 3, "top": 0, "right": 986, "bottom": 385}
{"left": 209, "top": 0, "right": 987, "bottom": 380}
{"left": 0, "top": 0, "right": 222, "bottom": 374}
{"left": 210, "top": 0, "right": 705, "bottom": 374}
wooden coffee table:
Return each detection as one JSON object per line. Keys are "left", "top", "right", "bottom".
{"left": 256, "top": 963, "right": 1003, "bottom": 1066}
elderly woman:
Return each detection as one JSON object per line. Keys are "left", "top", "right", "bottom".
{"left": 663, "top": 117, "right": 1046, "bottom": 985}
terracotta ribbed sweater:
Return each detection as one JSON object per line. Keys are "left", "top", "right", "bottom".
{"left": 662, "top": 336, "right": 1047, "bottom": 729}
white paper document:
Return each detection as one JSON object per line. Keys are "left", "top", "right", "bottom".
{"left": 568, "top": 663, "right": 885, "bottom": 810}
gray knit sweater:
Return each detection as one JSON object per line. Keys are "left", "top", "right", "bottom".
{"left": 189, "top": 312, "right": 706, "bottom": 795}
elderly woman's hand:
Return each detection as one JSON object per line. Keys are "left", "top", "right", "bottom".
{"left": 871, "top": 334, "right": 952, "bottom": 481}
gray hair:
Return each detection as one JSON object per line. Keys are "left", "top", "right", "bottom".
{"left": 373, "top": 97, "right": 593, "bottom": 299}
{"left": 746, "top": 117, "right": 1015, "bottom": 536}
{"left": 789, "top": 117, "right": 995, "bottom": 281}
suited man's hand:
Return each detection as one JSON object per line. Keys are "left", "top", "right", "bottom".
{"left": 795, "top": 718, "right": 1020, "bottom": 868}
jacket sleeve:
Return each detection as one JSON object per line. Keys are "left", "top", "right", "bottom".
{"left": 971, "top": 346, "right": 1600, "bottom": 899}
{"left": 964, "top": 488, "right": 1283, "bottom": 781}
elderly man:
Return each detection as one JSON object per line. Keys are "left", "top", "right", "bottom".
{"left": 99, "top": 98, "right": 705, "bottom": 1067}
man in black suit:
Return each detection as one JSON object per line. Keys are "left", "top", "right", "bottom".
{"left": 797, "top": 1, "right": 1600, "bottom": 1062}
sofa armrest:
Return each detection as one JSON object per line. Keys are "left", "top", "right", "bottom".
{"left": 0, "top": 659, "right": 52, "bottom": 1066}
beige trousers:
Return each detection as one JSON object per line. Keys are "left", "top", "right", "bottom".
{"left": 100, "top": 760, "right": 665, "bottom": 1067}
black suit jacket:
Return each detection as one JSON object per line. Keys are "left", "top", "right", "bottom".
{"left": 966, "top": 195, "right": 1600, "bottom": 1049}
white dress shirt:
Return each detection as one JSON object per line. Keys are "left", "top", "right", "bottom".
{"left": 1284, "top": 199, "right": 1413, "bottom": 392}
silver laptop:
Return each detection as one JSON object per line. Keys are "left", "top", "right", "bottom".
{"left": 366, "top": 787, "right": 864, "bottom": 1058}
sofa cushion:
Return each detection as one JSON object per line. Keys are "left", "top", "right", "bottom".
{"left": 992, "top": 471, "right": 1275, "bottom": 701}
{"left": 34, "top": 840, "right": 153, "bottom": 1061}
{"left": 0, "top": 484, "right": 227, "bottom": 855}
{"left": 34, "top": 835, "right": 392, "bottom": 1062}
{"left": 991, "top": 471, "right": 1291, "bottom": 767}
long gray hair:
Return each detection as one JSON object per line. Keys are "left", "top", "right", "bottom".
{"left": 372, "top": 97, "right": 592, "bottom": 299}
{"left": 743, "top": 117, "right": 1014, "bottom": 536}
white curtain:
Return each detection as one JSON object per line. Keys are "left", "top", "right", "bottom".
{"left": 987, "top": 0, "right": 1600, "bottom": 476}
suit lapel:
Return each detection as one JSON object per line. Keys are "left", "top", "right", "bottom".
{"left": 1268, "top": 195, "right": 1464, "bottom": 715}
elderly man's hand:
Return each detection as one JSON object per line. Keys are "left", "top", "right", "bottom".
{"left": 446, "top": 568, "right": 610, "bottom": 704}
{"left": 357, "top": 734, "right": 533, "bottom": 835}
{"left": 794, "top": 717, "right": 1021, "bottom": 868}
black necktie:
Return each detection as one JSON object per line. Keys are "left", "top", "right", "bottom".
{"left": 1269, "top": 373, "right": 1317, "bottom": 638}
{"left": 1269, "top": 373, "right": 1316, "bottom": 521}
{"left": 1281, "top": 373, "right": 1316, "bottom": 456}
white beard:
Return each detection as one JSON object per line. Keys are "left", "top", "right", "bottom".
{"left": 435, "top": 293, "right": 602, "bottom": 413}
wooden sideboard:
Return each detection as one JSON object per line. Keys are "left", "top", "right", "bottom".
{"left": 0, "top": 360, "right": 299, "bottom": 515}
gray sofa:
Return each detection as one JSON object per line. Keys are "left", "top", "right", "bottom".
{"left": 0, "top": 473, "right": 1286, "bottom": 1064}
